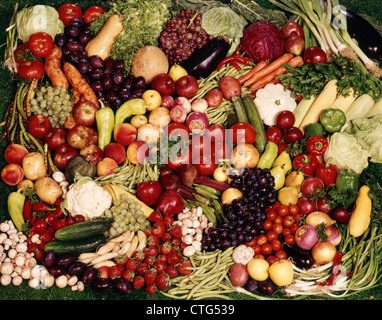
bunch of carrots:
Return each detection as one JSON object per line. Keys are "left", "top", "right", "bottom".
{"left": 238, "top": 53, "right": 304, "bottom": 96}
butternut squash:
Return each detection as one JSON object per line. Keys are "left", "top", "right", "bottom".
{"left": 85, "top": 14, "right": 124, "bottom": 60}
{"left": 348, "top": 185, "right": 372, "bottom": 237}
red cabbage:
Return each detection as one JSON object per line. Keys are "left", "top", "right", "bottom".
{"left": 241, "top": 21, "right": 284, "bottom": 63}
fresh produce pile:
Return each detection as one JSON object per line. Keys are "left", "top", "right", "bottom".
{"left": 0, "top": 0, "right": 382, "bottom": 300}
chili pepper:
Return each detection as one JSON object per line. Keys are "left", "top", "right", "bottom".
{"left": 95, "top": 100, "right": 115, "bottom": 151}
{"left": 292, "top": 154, "right": 319, "bottom": 176}
{"left": 319, "top": 108, "right": 346, "bottom": 133}
{"left": 257, "top": 141, "right": 278, "bottom": 169}
{"left": 306, "top": 135, "right": 328, "bottom": 156}
{"left": 315, "top": 251, "right": 343, "bottom": 286}
{"left": 315, "top": 162, "right": 338, "bottom": 186}
{"left": 216, "top": 55, "right": 251, "bottom": 71}
{"left": 32, "top": 202, "right": 55, "bottom": 212}
{"left": 114, "top": 98, "right": 147, "bottom": 128}
{"left": 23, "top": 199, "right": 32, "bottom": 221}
{"left": 7, "top": 189, "right": 26, "bottom": 231}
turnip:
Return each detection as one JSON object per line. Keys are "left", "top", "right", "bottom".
{"left": 295, "top": 224, "right": 319, "bottom": 250}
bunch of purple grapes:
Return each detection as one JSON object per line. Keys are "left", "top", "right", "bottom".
{"left": 159, "top": 9, "right": 213, "bottom": 65}
{"left": 201, "top": 168, "right": 277, "bottom": 251}
{"left": 54, "top": 18, "right": 146, "bottom": 110}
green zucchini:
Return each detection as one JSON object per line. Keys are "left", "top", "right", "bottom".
{"left": 54, "top": 218, "right": 111, "bottom": 241}
{"left": 242, "top": 95, "right": 267, "bottom": 154}
{"left": 44, "top": 234, "right": 106, "bottom": 255}
{"left": 231, "top": 96, "right": 249, "bottom": 123}
{"left": 226, "top": 104, "right": 238, "bottom": 128}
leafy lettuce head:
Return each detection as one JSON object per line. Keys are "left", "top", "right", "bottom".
{"left": 16, "top": 5, "right": 64, "bottom": 43}
{"left": 324, "top": 132, "right": 370, "bottom": 175}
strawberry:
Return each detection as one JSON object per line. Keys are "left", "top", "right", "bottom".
{"left": 152, "top": 221, "right": 166, "bottom": 238}
{"left": 154, "top": 260, "right": 167, "bottom": 274}
{"left": 148, "top": 210, "right": 163, "bottom": 222}
{"left": 163, "top": 215, "right": 173, "bottom": 227}
{"left": 144, "top": 268, "right": 157, "bottom": 285}
{"left": 115, "top": 254, "right": 129, "bottom": 266}
{"left": 125, "top": 258, "right": 138, "bottom": 272}
{"left": 161, "top": 231, "right": 172, "bottom": 242}
{"left": 145, "top": 283, "right": 158, "bottom": 295}
{"left": 98, "top": 266, "right": 110, "bottom": 279}
{"left": 144, "top": 226, "right": 153, "bottom": 237}
{"left": 147, "top": 235, "right": 160, "bottom": 247}
{"left": 137, "top": 262, "right": 148, "bottom": 276}
{"left": 167, "top": 250, "right": 182, "bottom": 266}
{"left": 165, "top": 265, "right": 178, "bottom": 278}
{"left": 168, "top": 224, "right": 182, "bottom": 239}
{"left": 177, "top": 260, "right": 192, "bottom": 275}
{"left": 155, "top": 273, "right": 171, "bottom": 290}
{"left": 156, "top": 254, "right": 168, "bottom": 263}
{"left": 109, "top": 265, "right": 124, "bottom": 279}
{"left": 122, "top": 269, "right": 135, "bottom": 282}
{"left": 145, "top": 255, "right": 157, "bottom": 266}
{"left": 171, "top": 237, "right": 181, "bottom": 248}
{"left": 143, "top": 245, "right": 158, "bottom": 258}
{"left": 132, "top": 250, "right": 145, "bottom": 263}
{"left": 133, "top": 275, "right": 145, "bottom": 289}
{"left": 160, "top": 241, "right": 172, "bottom": 255}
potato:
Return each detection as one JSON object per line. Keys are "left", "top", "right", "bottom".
{"left": 218, "top": 76, "right": 242, "bottom": 101}
{"left": 148, "top": 107, "right": 171, "bottom": 128}
{"left": 21, "top": 152, "right": 46, "bottom": 181}
{"left": 205, "top": 88, "right": 223, "bottom": 107}
{"left": 35, "top": 177, "right": 62, "bottom": 205}
{"left": 229, "top": 263, "right": 248, "bottom": 287}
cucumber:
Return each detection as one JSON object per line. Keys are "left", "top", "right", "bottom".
{"left": 226, "top": 105, "right": 238, "bottom": 128}
{"left": 232, "top": 96, "right": 249, "bottom": 123}
{"left": 44, "top": 234, "right": 106, "bottom": 255}
{"left": 242, "top": 95, "right": 267, "bottom": 154}
{"left": 54, "top": 218, "right": 111, "bottom": 241}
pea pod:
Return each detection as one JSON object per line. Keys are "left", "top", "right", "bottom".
{"left": 257, "top": 141, "right": 278, "bottom": 169}
{"left": 7, "top": 190, "right": 26, "bottom": 231}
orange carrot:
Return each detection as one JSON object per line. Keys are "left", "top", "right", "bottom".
{"left": 63, "top": 63, "right": 99, "bottom": 108}
{"left": 45, "top": 45, "right": 70, "bottom": 90}
{"left": 243, "top": 53, "right": 294, "bottom": 87}
{"left": 238, "top": 60, "right": 268, "bottom": 85}
{"left": 249, "top": 56, "right": 304, "bottom": 92}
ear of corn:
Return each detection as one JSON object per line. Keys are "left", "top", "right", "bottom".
{"left": 330, "top": 87, "right": 357, "bottom": 113}
{"left": 345, "top": 93, "right": 375, "bottom": 121}
{"left": 293, "top": 96, "right": 316, "bottom": 128}
{"left": 298, "top": 79, "right": 338, "bottom": 131}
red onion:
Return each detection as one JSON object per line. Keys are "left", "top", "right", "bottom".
{"left": 324, "top": 226, "right": 342, "bottom": 246}
{"left": 186, "top": 112, "right": 209, "bottom": 134}
{"left": 170, "top": 104, "right": 187, "bottom": 123}
{"left": 295, "top": 224, "right": 318, "bottom": 250}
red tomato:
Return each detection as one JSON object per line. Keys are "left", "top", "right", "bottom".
{"left": 14, "top": 43, "right": 30, "bottom": 64}
{"left": 261, "top": 243, "right": 273, "bottom": 255}
{"left": 266, "top": 230, "right": 278, "bottom": 242}
{"left": 167, "top": 149, "right": 190, "bottom": 170}
{"left": 167, "top": 122, "right": 190, "bottom": 140}
{"left": 283, "top": 215, "right": 295, "bottom": 228}
{"left": 265, "top": 126, "right": 283, "bottom": 144}
{"left": 18, "top": 60, "right": 45, "bottom": 80}
{"left": 271, "top": 239, "right": 282, "bottom": 251}
{"left": 284, "top": 234, "right": 296, "bottom": 245}
{"left": 272, "top": 222, "right": 283, "bottom": 234}
{"left": 275, "top": 250, "right": 287, "bottom": 260}
{"left": 57, "top": 3, "right": 82, "bottom": 27}
{"left": 194, "top": 155, "right": 217, "bottom": 176}
{"left": 208, "top": 124, "right": 226, "bottom": 144}
{"left": 263, "top": 220, "right": 273, "bottom": 231}
{"left": 276, "top": 204, "right": 289, "bottom": 217}
{"left": 211, "top": 141, "right": 230, "bottom": 162}
{"left": 229, "top": 122, "right": 257, "bottom": 144}
{"left": 83, "top": 5, "right": 105, "bottom": 24}
{"left": 190, "top": 134, "right": 210, "bottom": 160}
{"left": 28, "top": 32, "right": 54, "bottom": 58}
{"left": 256, "top": 235, "right": 267, "bottom": 246}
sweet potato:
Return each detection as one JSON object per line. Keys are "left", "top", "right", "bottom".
{"left": 44, "top": 45, "right": 70, "bottom": 89}
{"left": 63, "top": 63, "right": 99, "bottom": 108}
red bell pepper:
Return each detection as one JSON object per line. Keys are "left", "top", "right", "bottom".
{"left": 306, "top": 135, "right": 328, "bottom": 156}
{"left": 315, "top": 162, "right": 338, "bottom": 186}
{"left": 292, "top": 154, "right": 319, "bottom": 176}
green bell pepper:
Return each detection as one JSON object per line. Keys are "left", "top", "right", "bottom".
{"left": 335, "top": 169, "right": 359, "bottom": 205}
{"left": 319, "top": 108, "right": 346, "bottom": 133}
{"left": 305, "top": 123, "right": 324, "bottom": 137}
{"left": 114, "top": 98, "right": 147, "bottom": 128}
{"left": 96, "top": 100, "right": 115, "bottom": 151}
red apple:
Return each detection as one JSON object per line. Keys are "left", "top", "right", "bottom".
{"left": 281, "top": 21, "right": 304, "bottom": 39}
{"left": 303, "top": 46, "right": 327, "bottom": 65}
{"left": 136, "top": 180, "right": 163, "bottom": 206}
{"left": 285, "top": 34, "right": 305, "bottom": 56}
{"left": 150, "top": 73, "right": 175, "bottom": 96}
{"left": 175, "top": 75, "right": 199, "bottom": 98}
{"left": 53, "top": 144, "right": 79, "bottom": 170}
{"left": 72, "top": 101, "right": 98, "bottom": 126}
{"left": 27, "top": 114, "right": 52, "bottom": 139}
{"left": 45, "top": 128, "right": 67, "bottom": 150}
{"left": 85, "top": 126, "right": 98, "bottom": 146}
{"left": 80, "top": 144, "right": 104, "bottom": 164}
{"left": 67, "top": 125, "right": 92, "bottom": 149}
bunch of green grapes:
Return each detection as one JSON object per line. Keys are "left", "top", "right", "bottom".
{"left": 30, "top": 86, "right": 72, "bottom": 128}
{"left": 103, "top": 193, "right": 151, "bottom": 238}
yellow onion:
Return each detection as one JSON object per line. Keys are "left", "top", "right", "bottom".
{"left": 311, "top": 241, "right": 337, "bottom": 265}
{"left": 305, "top": 211, "right": 336, "bottom": 227}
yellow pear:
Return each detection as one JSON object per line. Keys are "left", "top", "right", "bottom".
{"left": 270, "top": 165, "right": 285, "bottom": 190}
{"left": 272, "top": 151, "right": 292, "bottom": 174}
{"left": 277, "top": 186, "right": 299, "bottom": 206}
{"left": 285, "top": 170, "right": 305, "bottom": 192}
{"left": 168, "top": 64, "right": 188, "bottom": 82}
